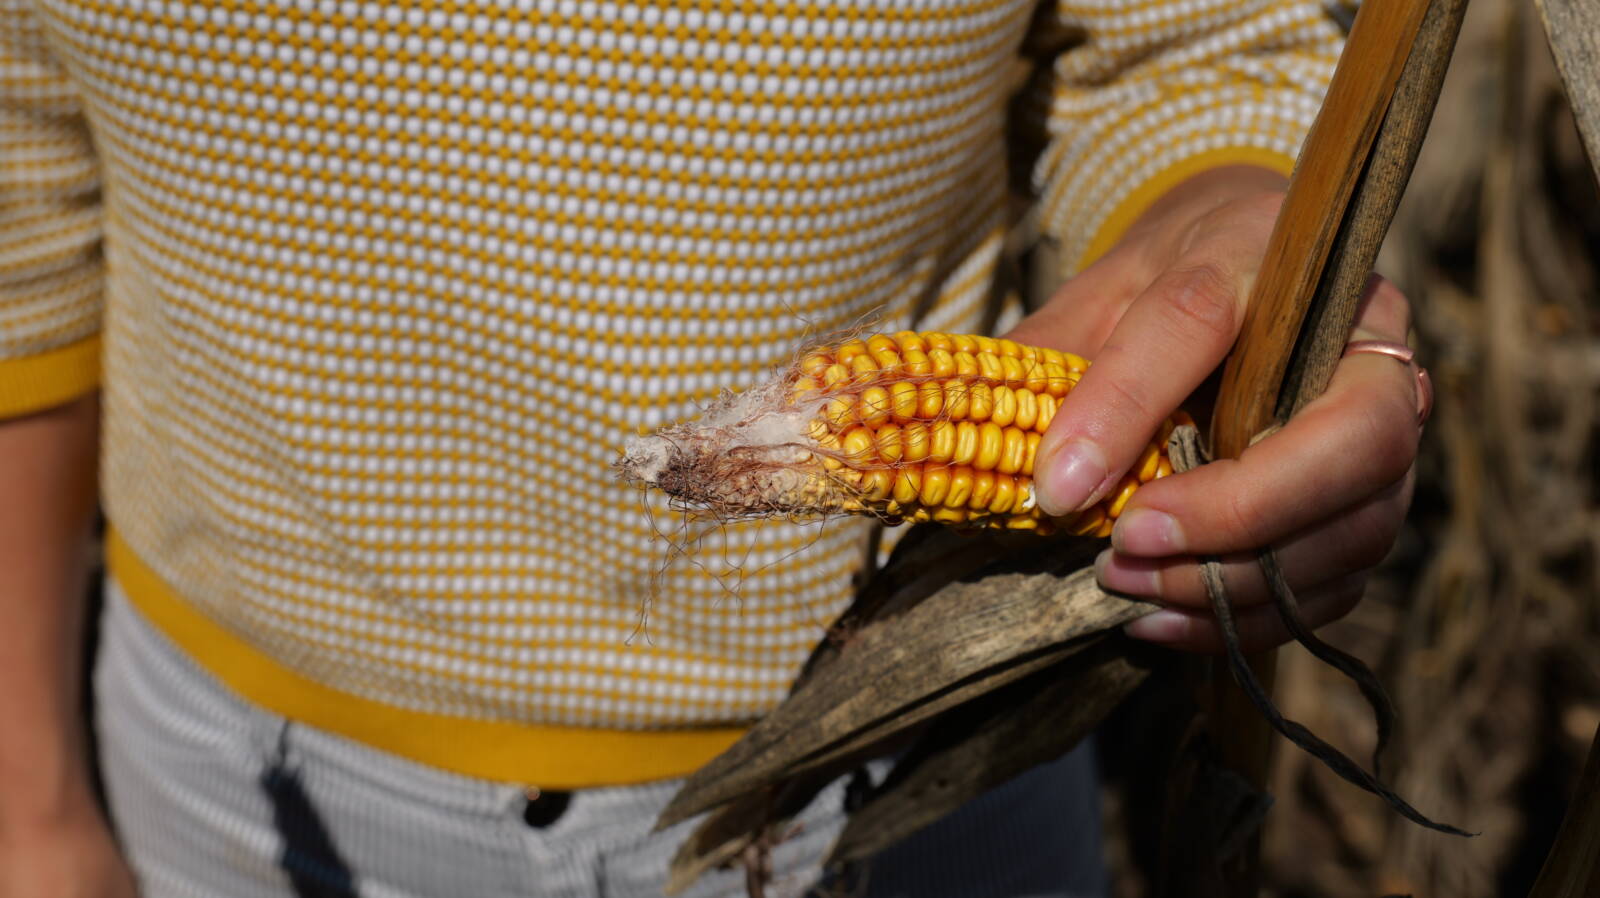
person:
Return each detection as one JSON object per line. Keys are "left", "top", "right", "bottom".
{"left": 0, "top": 1, "right": 1428, "bottom": 896}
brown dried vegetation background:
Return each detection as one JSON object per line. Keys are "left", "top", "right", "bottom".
{"left": 1101, "top": 1, "right": 1600, "bottom": 895}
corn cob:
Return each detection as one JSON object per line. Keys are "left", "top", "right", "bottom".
{"left": 618, "top": 331, "right": 1189, "bottom": 537}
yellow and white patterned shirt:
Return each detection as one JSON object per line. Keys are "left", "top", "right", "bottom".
{"left": 1, "top": 0, "right": 1344, "bottom": 787}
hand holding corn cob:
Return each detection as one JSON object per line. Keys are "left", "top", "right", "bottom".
{"left": 1004, "top": 167, "right": 1426, "bottom": 654}
{"left": 617, "top": 330, "right": 1192, "bottom": 537}
{"left": 623, "top": 168, "right": 1425, "bottom": 657}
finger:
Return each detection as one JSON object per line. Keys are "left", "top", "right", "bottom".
{"left": 1007, "top": 166, "right": 1290, "bottom": 357}
{"left": 1003, "top": 240, "right": 1153, "bottom": 358}
{"left": 1096, "top": 471, "right": 1414, "bottom": 607}
{"left": 1032, "top": 193, "right": 1284, "bottom": 516}
{"left": 1123, "top": 574, "right": 1368, "bottom": 654}
{"left": 1110, "top": 278, "right": 1420, "bottom": 557}
{"left": 1350, "top": 272, "right": 1413, "bottom": 339}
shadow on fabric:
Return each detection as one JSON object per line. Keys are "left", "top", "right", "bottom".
{"left": 262, "top": 759, "right": 358, "bottom": 898}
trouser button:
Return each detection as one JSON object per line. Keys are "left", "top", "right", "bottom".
{"left": 521, "top": 787, "right": 571, "bottom": 828}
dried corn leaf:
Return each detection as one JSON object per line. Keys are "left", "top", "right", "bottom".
{"left": 1535, "top": 0, "right": 1600, "bottom": 172}
{"left": 829, "top": 640, "right": 1156, "bottom": 864}
{"left": 656, "top": 529, "right": 1149, "bottom": 828}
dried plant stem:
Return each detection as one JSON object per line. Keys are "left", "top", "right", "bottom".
{"left": 1529, "top": 722, "right": 1600, "bottom": 898}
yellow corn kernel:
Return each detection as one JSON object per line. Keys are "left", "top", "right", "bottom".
{"left": 823, "top": 396, "right": 855, "bottom": 431}
{"left": 1042, "top": 361, "right": 1071, "bottom": 398}
{"left": 928, "top": 421, "right": 956, "bottom": 464}
{"left": 1013, "top": 387, "right": 1038, "bottom": 432}
{"left": 997, "top": 427, "right": 1026, "bottom": 475}
{"left": 1035, "top": 393, "right": 1057, "bottom": 433}
{"left": 861, "top": 468, "right": 894, "bottom": 501}
{"left": 943, "top": 381, "right": 970, "bottom": 419}
{"left": 799, "top": 352, "right": 832, "bottom": 376}
{"left": 1024, "top": 358, "right": 1049, "bottom": 393}
{"left": 850, "top": 353, "right": 878, "bottom": 384}
{"left": 841, "top": 426, "right": 877, "bottom": 464}
{"left": 892, "top": 467, "right": 923, "bottom": 505}
{"left": 946, "top": 466, "right": 974, "bottom": 509}
{"left": 975, "top": 421, "right": 1004, "bottom": 470}
{"left": 814, "top": 432, "right": 843, "bottom": 471}
{"left": 822, "top": 363, "right": 852, "bottom": 389}
{"left": 876, "top": 423, "right": 903, "bottom": 463}
{"left": 975, "top": 351, "right": 1004, "bottom": 384}
{"left": 967, "top": 382, "right": 994, "bottom": 421}
{"left": 858, "top": 386, "right": 892, "bottom": 427}
{"left": 902, "top": 348, "right": 932, "bottom": 377}
{"left": 791, "top": 375, "right": 822, "bottom": 403}
{"left": 1071, "top": 505, "right": 1106, "bottom": 536}
{"left": 889, "top": 381, "right": 919, "bottom": 422}
{"left": 835, "top": 340, "right": 870, "bottom": 365}
{"left": 989, "top": 474, "right": 1017, "bottom": 514}
{"left": 928, "top": 348, "right": 957, "bottom": 379}
{"left": 1023, "top": 432, "right": 1041, "bottom": 475}
{"left": 918, "top": 381, "right": 945, "bottom": 419}
{"left": 1135, "top": 443, "right": 1161, "bottom": 482}
{"left": 950, "top": 334, "right": 977, "bottom": 353}
{"left": 920, "top": 465, "right": 952, "bottom": 507}
{"left": 969, "top": 469, "right": 996, "bottom": 510}
{"left": 955, "top": 351, "right": 979, "bottom": 379}
{"left": 901, "top": 422, "right": 930, "bottom": 463}
{"left": 867, "top": 334, "right": 899, "bottom": 356}
{"left": 924, "top": 332, "right": 954, "bottom": 352}
{"left": 990, "top": 385, "right": 1017, "bottom": 428}
{"left": 999, "top": 354, "right": 1026, "bottom": 387}
{"left": 952, "top": 420, "right": 979, "bottom": 466}
{"left": 1107, "top": 475, "right": 1140, "bottom": 518}
{"left": 894, "top": 331, "right": 926, "bottom": 353}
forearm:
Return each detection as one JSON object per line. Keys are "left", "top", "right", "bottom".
{"left": 0, "top": 393, "right": 101, "bottom": 834}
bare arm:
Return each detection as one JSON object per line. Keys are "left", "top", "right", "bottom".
{"left": 0, "top": 393, "right": 136, "bottom": 897}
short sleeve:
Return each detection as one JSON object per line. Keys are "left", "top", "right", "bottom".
{"left": 1032, "top": 0, "right": 1353, "bottom": 271}
{"left": 0, "top": 0, "right": 102, "bottom": 418}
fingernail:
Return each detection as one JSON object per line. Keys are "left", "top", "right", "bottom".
{"left": 1036, "top": 438, "right": 1108, "bottom": 516}
{"left": 1094, "top": 549, "right": 1161, "bottom": 596}
{"left": 1112, "top": 508, "right": 1185, "bottom": 555}
{"left": 1124, "top": 609, "right": 1192, "bottom": 643}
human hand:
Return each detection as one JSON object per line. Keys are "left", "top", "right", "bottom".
{"left": 1005, "top": 165, "right": 1425, "bottom": 653}
{"left": 0, "top": 805, "right": 139, "bottom": 898}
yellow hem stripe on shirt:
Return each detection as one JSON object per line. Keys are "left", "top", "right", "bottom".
{"left": 106, "top": 530, "right": 748, "bottom": 789}
{"left": 0, "top": 334, "right": 100, "bottom": 419}
{"left": 1074, "top": 147, "right": 1298, "bottom": 272}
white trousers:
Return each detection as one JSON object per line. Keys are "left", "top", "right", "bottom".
{"left": 95, "top": 579, "right": 1107, "bottom": 898}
